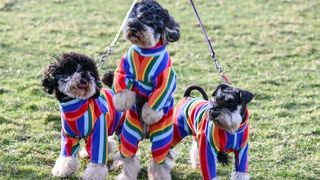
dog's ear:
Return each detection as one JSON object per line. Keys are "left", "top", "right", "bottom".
{"left": 212, "top": 84, "right": 229, "bottom": 97}
{"left": 41, "top": 63, "right": 59, "bottom": 95}
{"left": 239, "top": 90, "right": 254, "bottom": 105}
{"left": 162, "top": 14, "right": 180, "bottom": 44}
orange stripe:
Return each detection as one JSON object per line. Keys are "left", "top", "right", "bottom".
{"left": 148, "top": 68, "right": 171, "bottom": 107}
{"left": 139, "top": 56, "right": 153, "bottom": 80}
{"left": 132, "top": 50, "right": 140, "bottom": 79}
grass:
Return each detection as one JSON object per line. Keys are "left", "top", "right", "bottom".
{"left": 0, "top": 0, "right": 319, "bottom": 179}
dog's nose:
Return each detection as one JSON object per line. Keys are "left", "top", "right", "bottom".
{"left": 209, "top": 108, "right": 220, "bottom": 120}
{"left": 130, "top": 27, "right": 138, "bottom": 33}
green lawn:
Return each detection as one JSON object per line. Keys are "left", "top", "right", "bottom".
{"left": 0, "top": 0, "right": 319, "bottom": 179}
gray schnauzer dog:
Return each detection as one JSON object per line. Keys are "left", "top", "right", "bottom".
{"left": 171, "top": 84, "right": 254, "bottom": 180}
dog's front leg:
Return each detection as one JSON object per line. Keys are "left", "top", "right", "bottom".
{"left": 52, "top": 133, "right": 80, "bottom": 178}
{"left": 113, "top": 89, "right": 136, "bottom": 112}
{"left": 141, "top": 102, "right": 164, "bottom": 125}
{"left": 197, "top": 133, "right": 218, "bottom": 180}
{"left": 230, "top": 144, "right": 250, "bottom": 180}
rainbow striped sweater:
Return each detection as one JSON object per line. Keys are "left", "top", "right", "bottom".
{"left": 59, "top": 88, "right": 125, "bottom": 164}
{"left": 172, "top": 98, "right": 249, "bottom": 179}
{"left": 113, "top": 42, "right": 176, "bottom": 113}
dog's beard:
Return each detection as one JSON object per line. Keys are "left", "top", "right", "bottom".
{"left": 213, "top": 106, "right": 242, "bottom": 134}
{"left": 58, "top": 72, "right": 96, "bottom": 99}
{"left": 125, "top": 25, "right": 160, "bottom": 48}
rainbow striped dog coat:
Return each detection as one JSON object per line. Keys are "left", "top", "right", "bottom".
{"left": 59, "top": 88, "right": 125, "bottom": 164}
{"left": 113, "top": 42, "right": 176, "bottom": 163}
{"left": 172, "top": 98, "right": 249, "bottom": 180}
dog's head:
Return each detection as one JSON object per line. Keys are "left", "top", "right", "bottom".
{"left": 41, "top": 53, "right": 101, "bottom": 102}
{"left": 124, "top": 0, "right": 180, "bottom": 48}
{"left": 208, "top": 84, "right": 254, "bottom": 134}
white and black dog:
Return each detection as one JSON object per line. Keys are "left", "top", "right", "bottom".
{"left": 41, "top": 53, "right": 125, "bottom": 179}
{"left": 111, "top": 0, "right": 180, "bottom": 179}
{"left": 171, "top": 84, "right": 254, "bottom": 180}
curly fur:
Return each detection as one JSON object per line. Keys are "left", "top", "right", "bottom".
{"left": 124, "top": 0, "right": 180, "bottom": 47}
{"left": 141, "top": 103, "right": 164, "bottom": 125}
{"left": 113, "top": 89, "right": 136, "bottom": 112}
{"left": 148, "top": 158, "right": 173, "bottom": 180}
{"left": 116, "top": 156, "right": 141, "bottom": 180}
{"left": 52, "top": 156, "right": 80, "bottom": 178}
{"left": 81, "top": 163, "right": 108, "bottom": 180}
{"left": 230, "top": 172, "right": 250, "bottom": 180}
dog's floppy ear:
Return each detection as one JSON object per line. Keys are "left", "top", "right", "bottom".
{"left": 41, "top": 63, "right": 59, "bottom": 95}
{"left": 212, "top": 84, "right": 229, "bottom": 97}
{"left": 163, "top": 14, "right": 180, "bottom": 44}
{"left": 239, "top": 90, "right": 254, "bottom": 105}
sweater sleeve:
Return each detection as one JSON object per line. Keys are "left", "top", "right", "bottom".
{"left": 112, "top": 55, "right": 134, "bottom": 93}
{"left": 147, "top": 67, "right": 176, "bottom": 111}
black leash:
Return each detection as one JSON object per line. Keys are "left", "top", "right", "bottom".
{"left": 189, "top": 0, "right": 231, "bottom": 85}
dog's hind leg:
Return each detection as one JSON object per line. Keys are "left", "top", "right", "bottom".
{"left": 190, "top": 139, "right": 200, "bottom": 169}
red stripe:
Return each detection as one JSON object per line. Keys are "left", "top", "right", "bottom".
{"left": 63, "top": 101, "right": 89, "bottom": 121}
{"left": 120, "top": 133, "right": 137, "bottom": 153}
{"left": 198, "top": 134, "right": 209, "bottom": 179}
{"left": 65, "top": 120, "right": 80, "bottom": 136}
{"left": 218, "top": 129, "right": 227, "bottom": 151}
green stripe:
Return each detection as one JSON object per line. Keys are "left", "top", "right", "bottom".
{"left": 151, "top": 69, "right": 174, "bottom": 110}
{"left": 209, "top": 123, "right": 219, "bottom": 154}
{"left": 125, "top": 120, "right": 143, "bottom": 137}
{"left": 87, "top": 107, "right": 93, "bottom": 136}
{"left": 149, "top": 125, "right": 172, "bottom": 140}
{"left": 143, "top": 55, "right": 160, "bottom": 82}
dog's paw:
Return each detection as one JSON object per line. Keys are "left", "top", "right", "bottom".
{"left": 148, "top": 161, "right": 172, "bottom": 180}
{"left": 52, "top": 156, "right": 79, "bottom": 178}
{"left": 116, "top": 156, "right": 141, "bottom": 180}
{"left": 81, "top": 163, "right": 108, "bottom": 180}
{"left": 110, "top": 152, "right": 123, "bottom": 170}
{"left": 141, "top": 103, "right": 164, "bottom": 125}
{"left": 113, "top": 90, "right": 136, "bottom": 112}
{"left": 230, "top": 172, "right": 250, "bottom": 180}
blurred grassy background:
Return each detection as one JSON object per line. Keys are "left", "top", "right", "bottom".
{"left": 0, "top": 0, "right": 319, "bottom": 179}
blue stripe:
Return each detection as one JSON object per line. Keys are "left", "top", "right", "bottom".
{"left": 133, "top": 45, "right": 167, "bottom": 56}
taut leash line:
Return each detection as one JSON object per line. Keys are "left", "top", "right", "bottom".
{"left": 97, "top": 0, "right": 138, "bottom": 68}
{"left": 189, "top": 0, "right": 231, "bottom": 84}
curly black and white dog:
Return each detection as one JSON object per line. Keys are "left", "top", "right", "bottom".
{"left": 112, "top": 0, "right": 180, "bottom": 180}
{"left": 42, "top": 53, "right": 124, "bottom": 179}
{"left": 171, "top": 84, "right": 254, "bottom": 180}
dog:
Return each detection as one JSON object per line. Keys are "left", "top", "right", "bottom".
{"left": 171, "top": 84, "right": 254, "bottom": 180}
{"left": 41, "top": 52, "right": 126, "bottom": 179}
{"left": 111, "top": 0, "right": 180, "bottom": 179}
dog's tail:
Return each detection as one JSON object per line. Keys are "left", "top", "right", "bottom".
{"left": 183, "top": 84, "right": 208, "bottom": 100}
{"left": 102, "top": 71, "right": 114, "bottom": 88}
